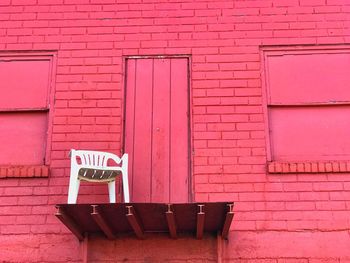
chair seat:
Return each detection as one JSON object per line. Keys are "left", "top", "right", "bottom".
{"left": 78, "top": 167, "right": 121, "bottom": 182}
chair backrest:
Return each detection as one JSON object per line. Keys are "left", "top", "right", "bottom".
{"left": 70, "top": 149, "right": 122, "bottom": 169}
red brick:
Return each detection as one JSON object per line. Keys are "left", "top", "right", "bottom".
{"left": 239, "top": 156, "right": 265, "bottom": 165}
{"left": 17, "top": 196, "right": 48, "bottom": 206}
{"left": 208, "top": 123, "right": 235, "bottom": 131}
{"left": 208, "top": 139, "right": 236, "bottom": 148}
{"left": 285, "top": 201, "right": 315, "bottom": 210}
{"left": 317, "top": 220, "right": 349, "bottom": 232}
{"left": 313, "top": 182, "right": 343, "bottom": 191}
{"left": 300, "top": 0, "right": 326, "bottom": 6}
{"left": 196, "top": 183, "right": 224, "bottom": 193}
{"left": 299, "top": 192, "right": 330, "bottom": 201}
{"left": 208, "top": 156, "right": 238, "bottom": 165}
{"left": 1, "top": 225, "right": 31, "bottom": 234}
{"left": 231, "top": 220, "right": 256, "bottom": 231}
{"left": 330, "top": 191, "right": 350, "bottom": 200}
{"left": 195, "top": 149, "right": 222, "bottom": 157}
{"left": 316, "top": 201, "right": 346, "bottom": 210}
{"left": 16, "top": 215, "right": 46, "bottom": 225}
{"left": 283, "top": 183, "right": 313, "bottom": 192}
{"left": 3, "top": 187, "right": 33, "bottom": 196}
{"left": 223, "top": 147, "right": 251, "bottom": 156}
{"left": 287, "top": 220, "right": 319, "bottom": 231}
{"left": 236, "top": 123, "right": 264, "bottom": 131}
{"left": 224, "top": 183, "right": 254, "bottom": 192}
{"left": 224, "top": 164, "right": 252, "bottom": 174}
{"left": 256, "top": 220, "right": 287, "bottom": 230}
{"left": 237, "top": 139, "right": 265, "bottom": 147}
{"left": 0, "top": 206, "right": 31, "bottom": 215}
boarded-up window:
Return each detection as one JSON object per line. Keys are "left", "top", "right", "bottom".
{"left": 264, "top": 47, "right": 350, "bottom": 162}
{"left": 0, "top": 55, "right": 53, "bottom": 166}
{"left": 124, "top": 57, "right": 190, "bottom": 203}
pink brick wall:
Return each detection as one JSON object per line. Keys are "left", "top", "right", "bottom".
{"left": 1, "top": 0, "right": 350, "bottom": 262}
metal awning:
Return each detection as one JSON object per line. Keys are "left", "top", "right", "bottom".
{"left": 55, "top": 202, "right": 234, "bottom": 241}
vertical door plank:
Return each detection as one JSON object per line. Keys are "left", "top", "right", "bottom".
{"left": 170, "top": 58, "right": 189, "bottom": 203}
{"left": 132, "top": 59, "right": 154, "bottom": 202}
{"left": 152, "top": 59, "right": 171, "bottom": 203}
{"left": 124, "top": 59, "right": 136, "bottom": 200}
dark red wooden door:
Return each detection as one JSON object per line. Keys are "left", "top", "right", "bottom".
{"left": 124, "top": 58, "right": 190, "bottom": 203}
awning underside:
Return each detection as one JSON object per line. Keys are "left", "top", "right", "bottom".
{"left": 55, "top": 202, "right": 234, "bottom": 241}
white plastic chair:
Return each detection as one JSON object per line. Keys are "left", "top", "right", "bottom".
{"left": 67, "top": 149, "right": 130, "bottom": 204}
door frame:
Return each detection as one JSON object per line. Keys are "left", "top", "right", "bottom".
{"left": 121, "top": 55, "right": 193, "bottom": 202}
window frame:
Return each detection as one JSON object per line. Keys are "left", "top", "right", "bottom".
{"left": 0, "top": 52, "right": 56, "bottom": 178}
{"left": 261, "top": 45, "right": 350, "bottom": 174}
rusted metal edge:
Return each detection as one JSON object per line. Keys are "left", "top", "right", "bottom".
{"left": 165, "top": 204, "right": 177, "bottom": 239}
{"left": 221, "top": 203, "right": 234, "bottom": 240}
{"left": 55, "top": 205, "right": 84, "bottom": 241}
{"left": 91, "top": 205, "right": 116, "bottom": 240}
{"left": 196, "top": 204, "right": 205, "bottom": 239}
{"left": 126, "top": 205, "right": 144, "bottom": 239}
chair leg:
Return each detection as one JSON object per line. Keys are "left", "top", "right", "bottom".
{"left": 108, "top": 181, "right": 116, "bottom": 203}
{"left": 68, "top": 176, "right": 80, "bottom": 204}
{"left": 121, "top": 154, "right": 130, "bottom": 203}
{"left": 122, "top": 172, "right": 130, "bottom": 203}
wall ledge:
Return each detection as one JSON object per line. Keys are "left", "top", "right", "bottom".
{"left": 268, "top": 161, "right": 350, "bottom": 174}
{"left": 0, "top": 165, "right": 49, "bottom": 178}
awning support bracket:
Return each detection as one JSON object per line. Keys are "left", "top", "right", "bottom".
{"left": 165, "top": 204, "right": 177, "bottom": 239}
{"left": 221, "top": 203, "right": 234, "bottom": 239}
{"left": 196, "top": 204, "right": 205, "bottom": 239}
{"left": 126, "top": 205, "right": 144, "bottom": 239}
{"left": 55, "top": 205, "right": 84, "bottom": 241}
{"left": 91, "top": 205, "right": 116, "bottom": 240}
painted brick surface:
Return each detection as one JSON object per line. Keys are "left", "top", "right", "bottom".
{"left": 0, "top": 0, "right": 350, "bottom": 262}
